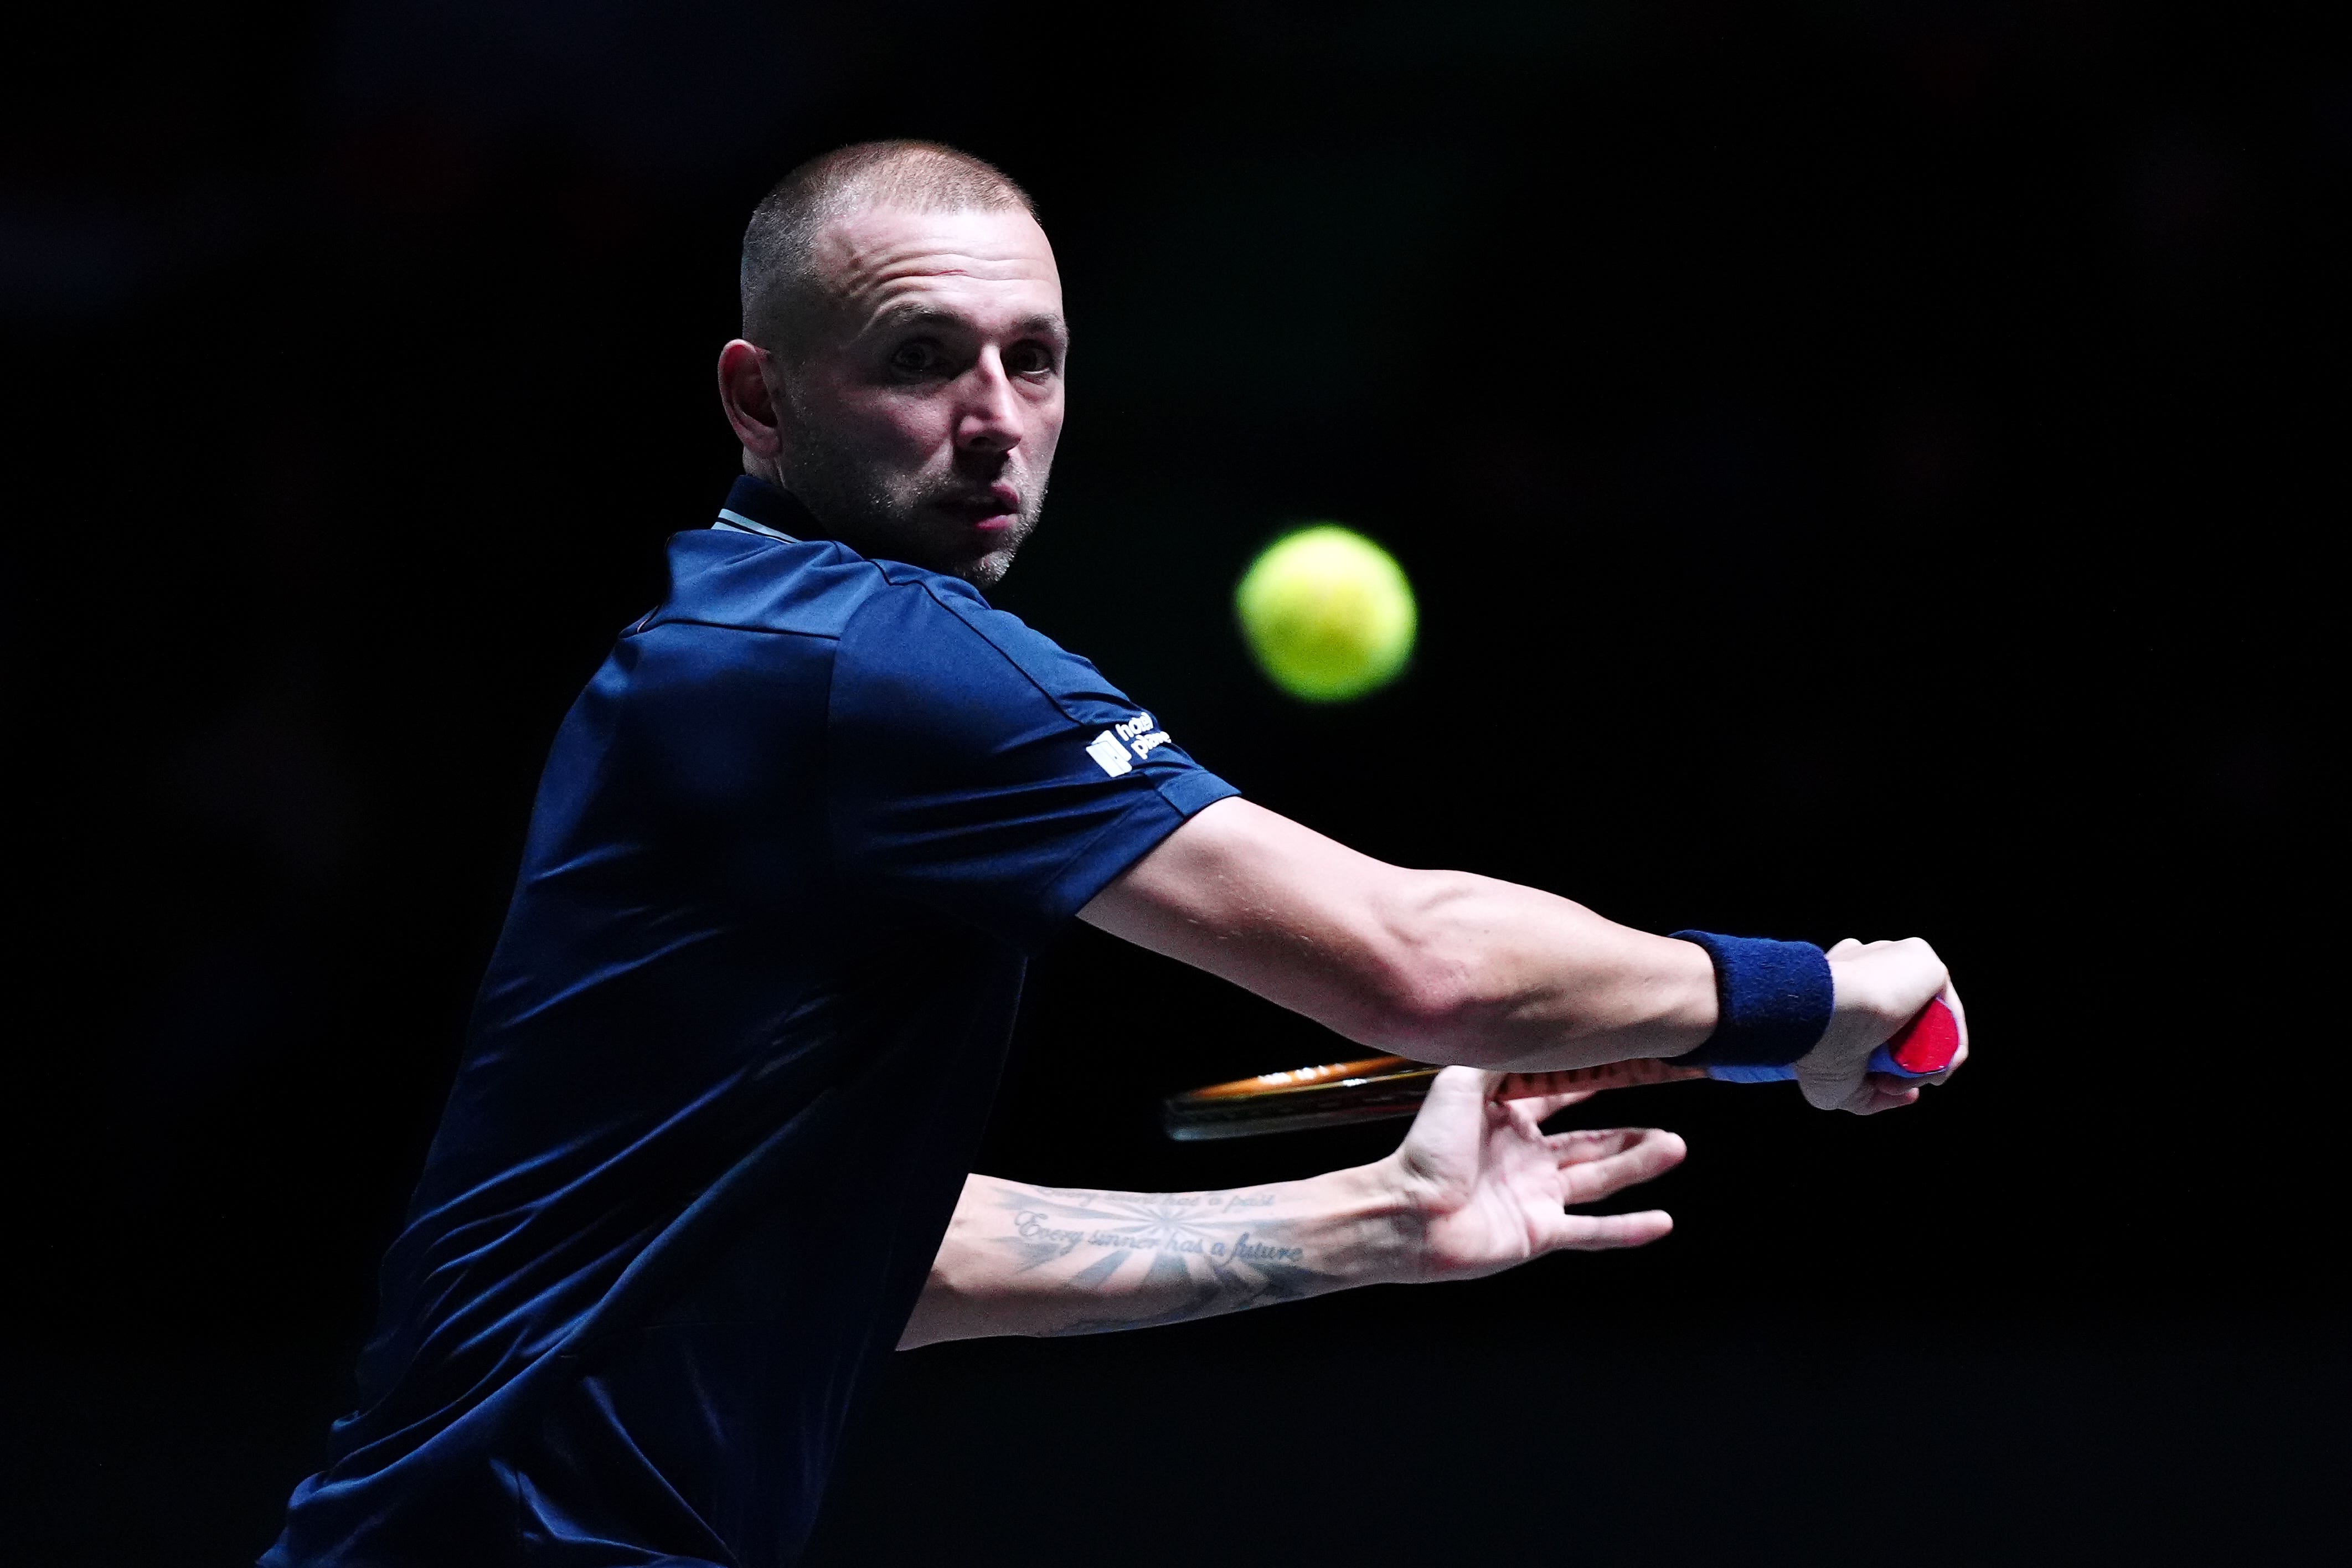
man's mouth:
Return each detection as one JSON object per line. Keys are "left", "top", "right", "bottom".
{"left": 936, "top": 486, "right": 1023, "bottom": 533}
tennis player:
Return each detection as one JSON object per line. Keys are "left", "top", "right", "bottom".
{"left": 264, "top": 141, "right": 1963, "bottom": 1568}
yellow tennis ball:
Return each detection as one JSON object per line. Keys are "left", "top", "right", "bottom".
{"left": 1235, "top": 525, "right": 1417, "bottom": 702}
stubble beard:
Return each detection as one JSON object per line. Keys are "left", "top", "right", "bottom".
{"left": 776, "top": 408, "right": 1046, "bottom": 590}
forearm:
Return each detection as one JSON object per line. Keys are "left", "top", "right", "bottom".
{"left": 1393, "top": 870, "right": 1717, "bottom": 1071}
{"left": 898, "top": 1167, "right": 1414, "bottom": 1349}
{"left": 1081, "top": 799, "right": 1715, "bottom": 1074}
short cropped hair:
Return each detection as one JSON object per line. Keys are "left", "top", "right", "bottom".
{"left": 740, "top": 140, "right": 1036, "bottom": 355}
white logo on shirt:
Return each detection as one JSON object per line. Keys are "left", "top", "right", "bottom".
{"left": 1085, "top": 711, "right": 1173, "bottom": 777}
{"left": 1084, "top": 731, "right": 1133, "bottom": 777}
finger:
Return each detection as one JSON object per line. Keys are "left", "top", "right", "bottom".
{"left": 1923, "top": 1034, "right": 1968, "bottom": 1086}
{"left": 1797, "top": 1070, "right": 1853, "bottom": 1112}
{"left": 1545, "top": 1125, "right": 1659, "bottom": 1163}
{"left": 1402, "top": 1066, "right": 1504, "bottom": 1141}
{"left": 1421, "top": 1065, "right": 1502, "bottom": 1113}
{"left": 1546, "top": 1125, "right": 1641, "bottom": 1158}
{"left": 1827, "top": 937, "right": 1904, "bottom": 956}
{"left": 1517, "top": 1090, "right": 1598, "bottom": 1124}
{"left": 1844, "top": 1081, "right": 1921, "bottom": 1115}
{"left": 1547, "top": 1209, "right": 1673, "bottom": 1252}
{"left": 1557, "top": 1129, "right": 1688, "bottom": 1203}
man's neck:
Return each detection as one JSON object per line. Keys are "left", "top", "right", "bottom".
{"left": 715, "top": 473, "right": 822, "bottom": 542}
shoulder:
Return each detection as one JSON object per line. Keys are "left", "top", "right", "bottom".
{"left": 627, "top": 532, "right": 1142, "bottom": 737}
{"left": 836, "top": 560, "right": 1136, "bottom": 728}
{"left": 636, "top": 529, "right": 894, "bottom": 642}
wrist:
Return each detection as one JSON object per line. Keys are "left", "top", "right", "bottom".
{"left": 1665, "top": 931, "right": 1834, "bottom": 1069}
{"left": 1316, "top": 1159, "right": 1434, "bottom": 1288}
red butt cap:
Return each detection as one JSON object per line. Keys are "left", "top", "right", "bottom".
{"left": 1884, "top": 996, "right": 1961, "bottom": 1075}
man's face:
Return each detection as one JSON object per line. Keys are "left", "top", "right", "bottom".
{"left": 770, "top": 205, "right": 1066, "bottom": 586}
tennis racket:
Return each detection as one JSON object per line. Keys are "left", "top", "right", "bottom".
{"left": 1162, "top": 996, "right": 1961, "bottom": 1141}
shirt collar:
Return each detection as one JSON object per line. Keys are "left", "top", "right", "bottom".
{"left": 713, "top": 473, "right": 820, "bottom": 542}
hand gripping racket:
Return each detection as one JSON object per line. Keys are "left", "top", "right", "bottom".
{"left": 1162, "top": 996, "right": 1960, "bottom": 1141}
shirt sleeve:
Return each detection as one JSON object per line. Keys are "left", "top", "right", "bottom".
{"left": 824, "top": 574, "right": 1239, "bottom": 952}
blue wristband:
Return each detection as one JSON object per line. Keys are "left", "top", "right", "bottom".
{"left": 1668, "top": 931, "right": 1835, "bottom": 1069}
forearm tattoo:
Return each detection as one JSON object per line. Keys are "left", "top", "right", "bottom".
{"left": 973, "top": 1182, "right": 1344, "bottom": 1336}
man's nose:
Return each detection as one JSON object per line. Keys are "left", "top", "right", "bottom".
{"left": 953, "top": 350, "right": 1022, "bottom": 455}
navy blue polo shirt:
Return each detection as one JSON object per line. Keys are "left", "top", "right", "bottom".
{"left": 265, "top": 477, "right": 1236, "bottom": 1567}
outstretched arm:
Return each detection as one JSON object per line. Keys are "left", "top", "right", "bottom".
{"left": 900, "top": 1070, "right": 1686, "bottom": 1348}
{"left": 1082, "top": 798, "right": 1720, "bottom": 1071}
{"left": 1080, "top": 797, "right": 1957, "bottom": 1111}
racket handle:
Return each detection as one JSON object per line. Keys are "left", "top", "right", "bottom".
{"left": 1704, "top": 996, "right": 1961, "bottom": 1085}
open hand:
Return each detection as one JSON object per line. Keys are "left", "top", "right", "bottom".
{"left": 1375, "top": 1067, "right": 1686, "bottom": 1283}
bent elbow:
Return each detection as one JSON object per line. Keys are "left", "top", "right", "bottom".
{"left": 1356, "top": 873, "right": 1503, "bottom": 1064}
{"left": 1370, "top": 972, "right": 1483, "bottom": 1059}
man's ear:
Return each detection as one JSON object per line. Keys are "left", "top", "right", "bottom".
{"left": 716, "top": 339, "right": 784, "bottom": 465}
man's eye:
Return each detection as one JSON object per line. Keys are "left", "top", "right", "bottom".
{"left": 889, "top": 342, "right": 942, "bottom": 374}
{"left": 1006, "top": 344, "right": 1056, "bottom": 376}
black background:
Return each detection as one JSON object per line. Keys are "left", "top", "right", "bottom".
{"left": 4, "top": 3, "right": 2343, "bottom": 1564}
